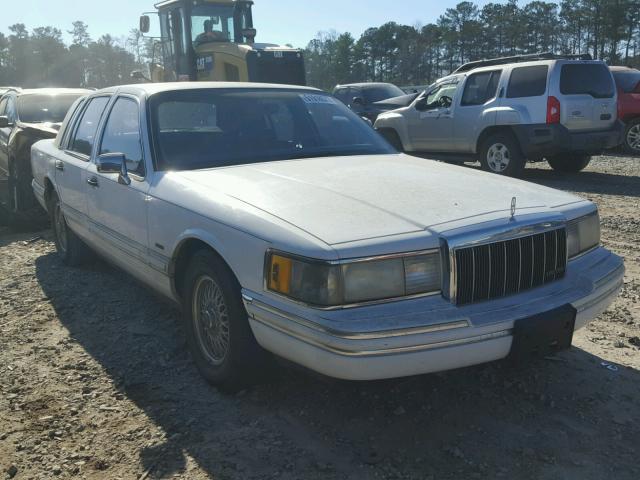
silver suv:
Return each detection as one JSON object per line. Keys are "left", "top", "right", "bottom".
{"left": 374, "top": 53, "right": 623, "bottom": 176}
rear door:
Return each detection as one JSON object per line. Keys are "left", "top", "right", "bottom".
{"left": 56, "top": 96, "right": 111, "bottom": 236}
{"left": 555, "top": 62, "right": 617, "bottom": 132}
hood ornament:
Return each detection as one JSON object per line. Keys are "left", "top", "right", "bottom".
{"left": 510, "top": 197, "right": 517, "bottom": 220}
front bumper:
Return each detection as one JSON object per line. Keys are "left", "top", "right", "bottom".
{"left": 513, "top": 121, "right": 624, "bottom": 159}
{"left": 243, "top": 247, "right": 624, "bottom": 381}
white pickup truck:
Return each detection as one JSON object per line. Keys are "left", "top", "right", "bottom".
{"left": 31, "top": 82, "right": 624, "bottom": 391}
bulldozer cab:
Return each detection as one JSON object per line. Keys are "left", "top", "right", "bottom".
{"left": 142, "top": 0, "right": 306, "bottom": 85}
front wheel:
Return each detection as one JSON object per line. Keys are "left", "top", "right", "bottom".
{"left": 7, "top": 160, "right": 47, "bottom": 230}
{"left": 182, "top": 250, "right": 268, "bottom": 392}
{"left": 479, "top": 133, "right": 525, "bottom": 177}
{"left": 547, "top": 154, "right": 591, "bottom": 173}
{"left": 624, "top": 119, "right": 640, "bottom": 155}
{"left": 378, "top": 129, "right": 404, "bottom": 152}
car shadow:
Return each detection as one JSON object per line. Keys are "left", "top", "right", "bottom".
{"left": 34, "top": 252, "right": 640, "bottom": 479}
{"left": 521, "top": 166, "right": 640, "bottom": 197}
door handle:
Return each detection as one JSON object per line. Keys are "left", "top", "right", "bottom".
{"left": 87, "top": 176, "right": 99, "bottom": 188}
{"left": 55, "top": 160, "right": 64, "bottom": 171}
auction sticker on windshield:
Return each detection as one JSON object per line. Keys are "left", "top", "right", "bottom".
{"left": 300, "top": 94, "right": 336, "bottom": 104}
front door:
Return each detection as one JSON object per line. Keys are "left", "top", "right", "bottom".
{"left": 407, "top": 81, "right": 460, "bottom": 152}
{"left": 85, "top": 96, "right": 150, "bottom": 265}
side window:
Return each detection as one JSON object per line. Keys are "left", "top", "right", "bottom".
{"left": 461, "top": 70, "right": 501, "bottom": 106}
{"left": 5, "top": 98, "right": 16, "bottom": 121}
{"left": 507, "top": 65, "right": 548, "bottom": 98}
{"left": 69, "top": 97, "right": 110, "bottom": 157}
{"left": 422, "top": 83, "right": 458, "bottom": 109}
{"left": 99, "top": 98, "right": 144, "bottom": 177}
{"left": 0, "top": 98, "right": 7, "bottom": 118}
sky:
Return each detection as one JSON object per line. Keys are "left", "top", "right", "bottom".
{"left": 2, "top": 0, "right": 497, "bottom": 48}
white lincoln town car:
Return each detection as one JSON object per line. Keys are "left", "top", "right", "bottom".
{"left": 31, "top": 83, "right": 624, "bottom": 390}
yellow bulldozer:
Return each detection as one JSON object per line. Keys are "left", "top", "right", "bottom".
{"left": 138, "top": 0, "right": 306, "bottom": 85}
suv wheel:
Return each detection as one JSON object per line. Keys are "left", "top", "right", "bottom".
{"left": 547, "top": 154, "right": 591, "bottom": 173}
{"left": 624, "top": 119, "right": 640, "bottom": 155}
{"left": 182, "top": 250, "right": 269, "bottom": 392}
{"left": 479, "top": 133, "right": 525, "bottom": 177}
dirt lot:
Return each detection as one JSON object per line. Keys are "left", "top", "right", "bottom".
{"left": 1, "top": 155, "right": 639, "bottom": 480}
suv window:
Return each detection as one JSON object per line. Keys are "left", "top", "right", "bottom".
{"left": 421, "top": 83, "right": 458, "bottom": 109}
{"left": 560, "top": 64, "right": 614, "bottom": 98}
{"left": 100, "top": 97, "right": 144, "bottom": 177}
{"left": 507, "top": 65, "right": 548, "bottom": 98}
{"left": 69, "top": 97, "right": 110, "bottom": 156}
{"left": 461, "top": 70, "right": 501, "bottom": 106}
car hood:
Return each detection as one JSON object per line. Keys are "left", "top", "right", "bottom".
{"left": 372, "top": 93, "right": 419, "bottom": 109}
{"left": 173, "top": 154, "right": 582, "bottom": 245}
{"left": 16, "top": 121, "right": 60, "bottom": 136}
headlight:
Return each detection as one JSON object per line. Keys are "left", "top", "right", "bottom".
{"left": 567, "top": 211, "right": 600, "bottom": 259}
{"left": 266, "top": 251, "right": 442, "bottom": 307}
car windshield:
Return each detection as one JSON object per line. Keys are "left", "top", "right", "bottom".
{"left": 17, "top": 94, "right": 84, "bottom": 124}
{"left": 149, "top": 89, "right": 396, "bottom": 171}
{"left": 363, "top": 85, "right": 405, "bottom": 103}
{"left": 612, "top": 70, "right": 640, "bottom": 93}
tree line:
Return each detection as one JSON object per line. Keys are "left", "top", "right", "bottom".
{"left": 0, "top": 21, "right": 150, "bottom": 88}
{"left": 305, "top": 0, "right": 640, "bottom": 90}
{"left": 0, "top": 1, "right": 639, "bottom": 91}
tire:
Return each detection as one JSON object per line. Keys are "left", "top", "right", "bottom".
{"left": 7, "top": 159, "right": 47, "bottom": 230}
{"left": 547, "top": 154, "right": 591, "bottom": 173}
{"left": 623, "top": 119, "right": 640, "bottom": 155}
{"left": 479, "top": 133, "right": 525, "bottom": 177}
{"left": 378, "top": 129, "right": 404, "bottom": 152}
{"left": 182, "top": 250, "right": 268, "bottom": 392}
{"left": 49, "top": 191, "right": 92, "bottom": 266}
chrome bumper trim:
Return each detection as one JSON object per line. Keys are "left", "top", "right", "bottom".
{"left": 248, "top": 299, "right": 470, "bottom": 340}
{"left": 249, "top": 311, "right": 511, "bottom": 357}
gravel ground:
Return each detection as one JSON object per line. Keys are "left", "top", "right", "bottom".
{"left": 1, "top": 155, "right": 639, "bottom": 480}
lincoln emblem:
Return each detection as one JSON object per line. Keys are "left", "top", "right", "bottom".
{"left": 511, "top": 197, "right": 517, "bottom": 219}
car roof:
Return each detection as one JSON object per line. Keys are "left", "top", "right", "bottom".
{"left": 334, "top": 82, "right": 398, "bottom": 89}
{"left": 14, "top": 88, "right": 92, "bottom": 97}
{"left": 95, "top": 82, "right": 321, "bottom": 97}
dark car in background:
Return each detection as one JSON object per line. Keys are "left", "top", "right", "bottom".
{"left": 0, "top": 88, "right": 90, "bottom": 227}
{"left": 333, "top": 82, "right": 418, "bottom": 122}
{"left": 610, "top": 66, "right": 640, "bottom": 154}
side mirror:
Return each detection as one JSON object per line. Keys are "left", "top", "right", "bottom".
{"left": 97, "top": 153, "right": 131, "bottom": 186}
{"left": 0, "top": 116, "right": 11, "bottom": 128}
{"left": 139, "top": 15, "right": 151, "bottom": 34}
{"left": 241, "top": 28, "right": 257, "bottom": 44}
{"left": 415, "top": 100, "right": 430, "bottom": 112}
{"left": 352, "top": 97, "right": 365, "bottom": 106}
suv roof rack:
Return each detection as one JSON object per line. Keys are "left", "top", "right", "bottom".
{"left": 453, "top": 52, "right": 593, "bottom": 73}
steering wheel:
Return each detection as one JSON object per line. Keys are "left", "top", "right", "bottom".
{"left": 439, "top": 96, "right": 453, "bottom": 108}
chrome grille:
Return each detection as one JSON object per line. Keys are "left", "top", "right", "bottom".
{"left": 453, "top": 228, "right": 567, "bottom": 305}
